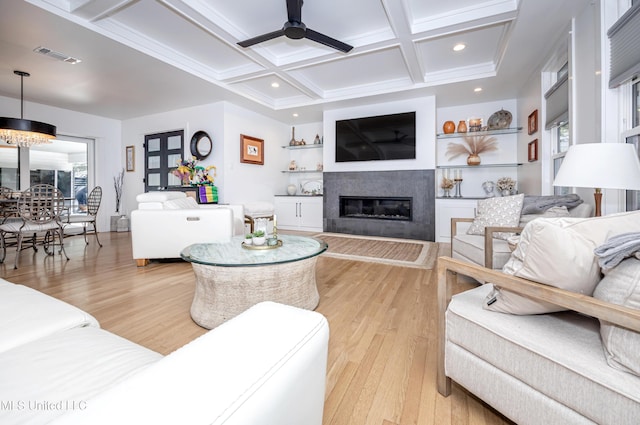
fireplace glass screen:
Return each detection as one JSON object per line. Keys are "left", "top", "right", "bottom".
{"left": 339, "top": 196, "right": 412, "bottom": 221}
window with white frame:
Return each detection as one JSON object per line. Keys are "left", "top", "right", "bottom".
{"left": 545, "top": 62, "right": 571, "bottom": 195}
{"left": 634, "top": 80, "right": 639, "bottom": 127}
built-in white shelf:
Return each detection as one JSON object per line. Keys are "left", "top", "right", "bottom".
{"left": 436, "top": 127, "right": 523, "bottom": 139}
{"left": 437, "top": 163, "right": 522, "bottom": 169}
{"left": 281, "top": 144, "right": 323, "bottom": 149}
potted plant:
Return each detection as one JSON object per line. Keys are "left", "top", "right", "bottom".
{"left": 252, "top": 230, "right": 266, "bottom": 246}
{"left": 244, "top": 234, "right": 253, "bottom": 245}
{"left": 497, "top": 177, "right": 516, "bottom": 196}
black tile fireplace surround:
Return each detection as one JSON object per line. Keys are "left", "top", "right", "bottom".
{"left": 324, "top": 170, "right": 435, "bottom": 241}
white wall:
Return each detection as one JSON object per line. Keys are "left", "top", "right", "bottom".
{"left": 323, "top": 97, "right": 436, "bottom": 172}
{"left": 517, "top": 74, "right": 544, "bottom": 195}
{"left": 221, "top": 102, "right": 291, "bottom": 204}
{"left": 0, "top": 95, "right": 121, "bottom": 232}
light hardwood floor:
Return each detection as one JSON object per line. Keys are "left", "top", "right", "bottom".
{"left": 1, "top": 232, "right": 512, "bottom": 425}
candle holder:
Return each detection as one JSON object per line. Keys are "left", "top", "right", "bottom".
{"left": 453, "top": 178, "right": 463, "bottom": 198}
{"left": 442, "top": 188, "right": 451, "bottom": 198}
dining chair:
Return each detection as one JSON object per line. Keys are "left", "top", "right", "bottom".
{"left": 63, "top": 186, "right": 102, "bottom": 246}
{"left": 0, "top": 184, "right": 69, "bottom": 269}
{"left": 0, "top": 186, "right": 18, "bottom": 222}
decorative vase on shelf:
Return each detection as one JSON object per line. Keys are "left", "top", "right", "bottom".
{"left": 287, "top": 184, "right": 297, "bottom": 196}
{"left": 443, "top": 121, "right": 455, "bottom": 134}
{"left": 457, "top": 120, "right": 468, "bottom": 133}
{"left": 467, "top": 154, "right": 481, "bottom": 166}
{"left": 289, "top": 127, "right": 297, "bottom": 146}
{"left": 313, "top": 134, "right": 321, "bottom": 144}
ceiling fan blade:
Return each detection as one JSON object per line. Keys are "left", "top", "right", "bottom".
{"left": 287, "top": 0, "right": 302, "bottom": 23}
{"left": 305, "top": 28, "right": 353, "bottom": 53}
{"left": 237, "top": 29, "right": 286, "bottom": 48}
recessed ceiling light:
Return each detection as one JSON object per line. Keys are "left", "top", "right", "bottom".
{"left": 292, "top": 113, "right": 299, "bottom": 117}
{"left": 271, "top": 82, "right": 280, "bottom": 88}
{"left": 453, "top": 43, "right": 466, "bottom": 52}
{"left": 474, "top": 87, "right": 482, "bottom": 92}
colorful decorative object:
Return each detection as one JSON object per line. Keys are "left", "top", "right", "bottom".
{"left": 198, "top": 185, "right": 218, "bottom": 204}
{"left": 172, "top": 156, "right": 217, "bottom": 186}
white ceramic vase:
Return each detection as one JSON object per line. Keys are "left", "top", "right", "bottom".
{"left": 287, "top": 184, "right": 297, "bottom": 196}
{"left": 252, "top": 236, "right": 266, "bottom": 246}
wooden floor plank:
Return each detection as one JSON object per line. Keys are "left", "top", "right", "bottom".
{"left": 1, "top": 231, "right": 513, "bottom": 425}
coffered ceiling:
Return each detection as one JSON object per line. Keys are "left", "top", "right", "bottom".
{"left": 0, "top": 0, "right": 589, "bottom": 122}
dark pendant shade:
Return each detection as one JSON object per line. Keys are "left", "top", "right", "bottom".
{"left": 0, "top": 70, "right": 57, "bottom": 147}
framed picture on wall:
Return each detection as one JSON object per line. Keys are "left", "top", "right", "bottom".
{"left": 240, "top": 134, "right": 264, "bottom": 165}
{"left": 126, "top": 145, "right": 135, "bottom": 172}
{"left": 528, "top": 139, "right": 538, "bottom": 162}
{"left": 528, "top": 110, "right": 538, "bottom": 135}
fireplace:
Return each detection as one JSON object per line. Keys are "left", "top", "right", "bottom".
{"left": 340, "top": 196, "right": 412, "bottom": 221}
{"left": 324, "top": 170, "right": 435, "bottom": 241}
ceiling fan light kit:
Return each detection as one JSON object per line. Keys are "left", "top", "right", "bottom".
{"left": 237, "top": 0, "right": 353, "bottom": 53}
{"left": 0, "top": 71, "right": 56, "bottom": 148}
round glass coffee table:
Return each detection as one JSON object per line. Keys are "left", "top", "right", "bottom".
{"left": 181, "top": 234, "right": 327, "bottom": 329}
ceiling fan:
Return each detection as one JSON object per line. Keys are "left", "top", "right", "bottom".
{"left": 237, "top": 0, "right": 353, "bottom": 53}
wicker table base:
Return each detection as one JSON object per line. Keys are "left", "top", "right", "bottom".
{"left": 189, "top": 256, "right": 320, "bottom": 329}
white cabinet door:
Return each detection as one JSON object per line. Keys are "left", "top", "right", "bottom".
{"left": 299, "top": 197, "right": 323, "bottom": 230}
{"left": 435, "top": 199, "right": 478, "bottom": 243}
{"left": 274, "top": 197, "right": 300, "bottom": 229}
{"left": 274, "top": 197, "right": 323, "bottom": 231}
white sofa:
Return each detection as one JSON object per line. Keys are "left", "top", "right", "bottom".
{"left": 131, "top": 191, "right": 245, "bottom": 266}
{"left": 438, "top": 211, "right": 640, "bottom": 425}
{"left": 0, "top": 279, "right": 330, "bottom": 425}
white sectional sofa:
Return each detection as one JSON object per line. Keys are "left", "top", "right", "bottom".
{"left": 0, "top": 279, "right": 330, "bottom": 425}
{"left": 438, "top": 211, "right": 640, "bottom": 425}
{"left": 131, "top": 191, "right": 245, "bottom": 266}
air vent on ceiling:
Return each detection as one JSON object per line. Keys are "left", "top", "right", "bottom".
{"left": 33, "top": 46, "right": 82, "bottom": 65}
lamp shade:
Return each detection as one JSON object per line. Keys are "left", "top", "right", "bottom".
{"left": 553, "top": 143, "right": 640, "bottom": 190}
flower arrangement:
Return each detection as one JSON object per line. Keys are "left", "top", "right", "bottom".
{"left": 440, "top": 177, "right": 454, "bottom": 190}
{"left": 497, "top": 177, "right": 516, "bottom": 191}
{"left": 172, "top": 157, "right": 217, "bottom": 185}
{"left": 445, "top": 134, "right": 498, "bottom": 160}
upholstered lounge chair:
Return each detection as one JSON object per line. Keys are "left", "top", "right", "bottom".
{"left": 451, "top": 199, "right": 592, "bottom": 270}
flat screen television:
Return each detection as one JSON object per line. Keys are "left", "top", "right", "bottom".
{"left": 335, "top": 111, "right": 416, "bottom": 162}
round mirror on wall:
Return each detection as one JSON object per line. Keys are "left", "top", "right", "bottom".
{"left": 190, "top": 131, "right": 213, "bottom": 159}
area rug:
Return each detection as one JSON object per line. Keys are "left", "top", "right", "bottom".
{"left": 313, "top": 232, "right": 438, "bottom": 269}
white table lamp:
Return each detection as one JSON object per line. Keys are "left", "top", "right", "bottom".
{"left": 553, "top": 143, "right": 640, "bottom": 216}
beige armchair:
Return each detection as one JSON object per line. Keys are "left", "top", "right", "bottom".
{"left": 451, "top": 218, "right": 522, "bottom": 270}
{"left": 451, "top": 202, "right": 593, "bottom": 270}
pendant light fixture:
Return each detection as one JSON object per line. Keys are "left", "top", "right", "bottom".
{"left": 0, "top": 70, "right": 56, "bottom": 147}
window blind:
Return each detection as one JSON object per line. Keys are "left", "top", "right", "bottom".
{"left": 608, "top": 2, "right": 640, "bottom": 88}
{"left": 544, "top": 73, "right": 569, "bottom": 130}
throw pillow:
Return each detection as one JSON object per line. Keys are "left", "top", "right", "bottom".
{"left": 163, "top": 197, "right": 199, "bottom": 209}
{"left": 485, "top": 210, "right": 640, "bottom": 315}
{"left": 593, "top": 257, "right": 640, "bottom": 377}
{"left": 518, "top": 205, "right": 570, "bottom": 226}
{"left": 466, "top": 194, "right": 524, "bottom": 240}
